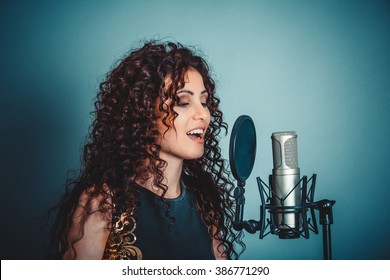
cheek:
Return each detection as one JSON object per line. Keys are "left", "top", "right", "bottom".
{"left": 156, "top": 110, "right": 189, "bottom": 143}
{"left": 158, "top": 126, "right": 178, "bottom": 147}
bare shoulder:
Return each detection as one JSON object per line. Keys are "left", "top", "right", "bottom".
{"left": 64, "top": 184, "right": 112, "bottom": 259}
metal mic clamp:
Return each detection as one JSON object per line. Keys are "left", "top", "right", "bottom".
{"left": 233, "top": 182, "right": 261, "bottom": 233}
{"left": 315, "top": 199, "right": 336, "bottom": 225}
{"left": 233, "top": 184, "right": 245, "bottom": 231}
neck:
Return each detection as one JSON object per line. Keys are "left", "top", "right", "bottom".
{"left": 141, "top": 152, "right": 184, "bottom": 199}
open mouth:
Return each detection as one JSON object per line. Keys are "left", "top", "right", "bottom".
{"left": 186, "top": 128, "right": 204, "bottom": 141}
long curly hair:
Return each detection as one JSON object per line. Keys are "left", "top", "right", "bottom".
{"left": 49, "top": 41, "right": 245, "bottom": 259}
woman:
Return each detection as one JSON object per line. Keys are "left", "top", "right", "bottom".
{"left": 49, "top": 41, "right": 244, "bottom": 260}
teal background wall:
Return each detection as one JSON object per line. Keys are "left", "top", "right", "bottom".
{"left": 1, "top": 0, "right": 389, "bottom": 259}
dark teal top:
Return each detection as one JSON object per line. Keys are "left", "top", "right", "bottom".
{"left": 103, "top": 181, "right": 215, "bottom": 260}
{"left": 134, "top": 181, "right": 214, "bottom": 260}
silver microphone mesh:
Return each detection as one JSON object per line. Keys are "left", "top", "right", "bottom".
{"left": 284, "top": 137, "right": 298, "bottom": 169}
{"left": 271, "top": 131, "right": 298, "bottom": 170}
{"left": 272, "top": 139, "right": 282, "bottom": 169}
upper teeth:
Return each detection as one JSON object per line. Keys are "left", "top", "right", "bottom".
{"left": 187, "top": 129, "right": 204, "bottom": 135}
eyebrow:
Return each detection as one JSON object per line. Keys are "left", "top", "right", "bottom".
{"left": 177, "top": 89, "right": 208, "bottom": 95}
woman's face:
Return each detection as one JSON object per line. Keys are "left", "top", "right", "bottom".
{"left": 157, "top": 68, "right": 211, "bottom": 161}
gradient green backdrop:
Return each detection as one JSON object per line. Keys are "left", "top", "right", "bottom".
{"left": 1, "top": 0, "right": 389, "bottom": 259}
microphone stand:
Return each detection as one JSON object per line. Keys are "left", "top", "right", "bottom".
{"left": 314, "top": 199, "right": 336, "bottom": 260}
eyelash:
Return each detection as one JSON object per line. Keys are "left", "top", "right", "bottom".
{"left": 175, "top": 96, "right": 209, "bottom": 107}
{"left": 175, "top": 102, "right": 208, "bottom": 108}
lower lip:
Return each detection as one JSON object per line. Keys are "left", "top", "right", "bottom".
{"left": 187, "top": 135, "right": 204, "bottom": 144}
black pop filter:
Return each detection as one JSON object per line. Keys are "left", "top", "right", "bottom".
{"left": 229, "top": 115, "right": 257, "bottom": 186}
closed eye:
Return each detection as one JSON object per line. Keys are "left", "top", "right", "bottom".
{"left": 175, "top": 102, "right": 189, "bottom": 107}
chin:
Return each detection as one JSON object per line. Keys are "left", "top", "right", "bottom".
{"left": 184, "top": 151, "right": 205, "bottom": 160}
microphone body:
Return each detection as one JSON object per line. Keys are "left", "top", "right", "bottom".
{"left": 271, "top": 131, "right": 302, "bottom": 239}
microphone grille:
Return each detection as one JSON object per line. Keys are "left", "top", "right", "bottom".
{"left": 271, "top": 131, "right": 299, "bottom": 170}
{"left": 284, "top": 137, "right": 298, "bottom": 169}
{"left": 272, "top": 139, "right": 282, "bottom": 169}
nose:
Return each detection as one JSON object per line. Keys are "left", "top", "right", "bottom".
{"left": 193, "top": 102, "right": 209, "bottom": 121}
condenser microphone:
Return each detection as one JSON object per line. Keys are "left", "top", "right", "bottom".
{"left": 271, "top": 131, "right": 302, "bottom": 239}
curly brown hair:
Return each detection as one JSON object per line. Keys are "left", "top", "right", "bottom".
{"left": 49, "top": 41, "right": 245, "bottom": 259}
